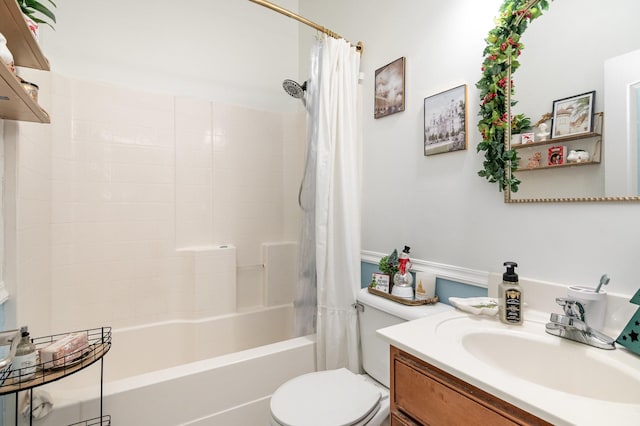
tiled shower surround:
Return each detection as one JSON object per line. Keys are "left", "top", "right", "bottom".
{"left": 5, "top": 71, "right": 304, "bottom": 335}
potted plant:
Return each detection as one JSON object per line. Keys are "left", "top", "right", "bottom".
{"left": 378, "top": 249, "right": 399, "bottom": 279}
{"left": 18, "top": 0, "right": 56, "bottom": 36}
{"left": 511, "top": 114, "right": 531, "bottom": 135}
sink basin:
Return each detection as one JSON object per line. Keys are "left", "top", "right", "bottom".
{"left": 433, "top": 314, "right": 640, "bottom": 404}
{"left": 378, "top": 309, "right": 640, "bottom": 425}
{"left": 461, "top": 331, "right": 640, "bottom": 403}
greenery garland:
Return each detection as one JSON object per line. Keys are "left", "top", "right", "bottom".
{"left": 476, "top": 0, "right": 551, "bottom": 192}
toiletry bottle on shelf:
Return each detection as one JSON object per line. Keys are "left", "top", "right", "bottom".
{"left": 11, "top": 326, "right": 36, "bottom": 382}
{"left": 499, "top": 262, "right": 523, "bottom": 325}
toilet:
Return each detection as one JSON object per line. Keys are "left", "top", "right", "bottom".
{"left": 269, "top": 286, "right": 453, "bottom": 426}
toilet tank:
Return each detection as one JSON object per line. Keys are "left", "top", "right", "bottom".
{"left": 356, "top": 287, "right": 453, "bottom": 387}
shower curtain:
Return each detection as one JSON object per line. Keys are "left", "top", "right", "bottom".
{"left": 294, "top": 35, "right": 362, "bottom": 373}
{"left": 293, "top": 39, "right": 320, "bottom": 338}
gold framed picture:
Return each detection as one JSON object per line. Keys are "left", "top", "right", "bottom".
{"left": 374, "top": 57, "right": 405, "bottom": 119}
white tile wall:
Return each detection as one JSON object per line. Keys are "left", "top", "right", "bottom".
{"left": 175, "top": 96, "right": 213, "bottom": 249}
{"left": 8, "top": 73, "right": 303, "bottom": 333}
{"left": 9, "top": 69, "right": 54, "bottom": 334}
{"left": 236, "top": 265, "right": 264, "bottom": 310}
{"left": 194, "top": 245, "right": 237, "bottom": 317}
{"left": 50, "top": 78, "right": 181, "bottom": 331}
{"left": 212, "top": 104, "right": 287, "bottom": 267}
{"left": 263, "top": 242, "right": 298, "bottom": 307}
{"left": 282, "top": 112, "right": 306, "bottom": 241}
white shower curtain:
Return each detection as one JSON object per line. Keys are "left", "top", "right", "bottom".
{"left": 293, "top": 38, "right": 321, "bottom": 338}
{"left": 314, "top": 36, "right": 362, "bottom": 373}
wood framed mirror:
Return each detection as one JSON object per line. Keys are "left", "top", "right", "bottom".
{"left": 479, "top": 0, "right": 640, "bottom": 203}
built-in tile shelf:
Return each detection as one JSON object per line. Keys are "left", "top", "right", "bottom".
{"left": 0, "top": 0, "right": 50, "bottom": 123}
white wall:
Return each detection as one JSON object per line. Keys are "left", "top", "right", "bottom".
{"left": 39, "top": 0, "right": 301, "bottom": 112}
{"left": 300, "top": 0, "right": 640, "bottom": 296}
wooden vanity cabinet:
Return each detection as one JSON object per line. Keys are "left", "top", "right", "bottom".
{"left": 390, "top": 346, "right": 552, "bottom": 426}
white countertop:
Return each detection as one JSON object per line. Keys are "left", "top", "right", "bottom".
{"left": 377, "top": 308, "right": 640, "bottom": 425}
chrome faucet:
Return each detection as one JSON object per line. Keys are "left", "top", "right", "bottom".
{"left": 545, "top": 298, "right": 616, "bottom": 350}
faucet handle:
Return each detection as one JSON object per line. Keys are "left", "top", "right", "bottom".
{"left": 555, "top": 298, "right": 585, "bottom": 321}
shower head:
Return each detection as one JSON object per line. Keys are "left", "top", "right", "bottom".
{"left": 283, "top": 79, "right": 307, "bottom": 99}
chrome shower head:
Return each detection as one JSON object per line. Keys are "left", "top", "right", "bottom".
{"left": 283, "top": 79, "right": 307, "bottom": 99}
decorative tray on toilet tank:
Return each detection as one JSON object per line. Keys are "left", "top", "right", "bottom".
{"left": 368, "top": 286, "right": 439, "bottom": 306}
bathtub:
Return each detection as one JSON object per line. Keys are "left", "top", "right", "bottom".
{"left": 22, "top": 305, "right": 316, "bottom": 425}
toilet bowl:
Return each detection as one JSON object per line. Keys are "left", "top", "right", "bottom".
{"left": 269, "top": 287, "right": 453, "bottom": 425}
{"left": 269, "top": 369, "right": 389, "bottom": 426}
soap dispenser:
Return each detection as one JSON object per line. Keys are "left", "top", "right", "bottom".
{"left": 11, "top": 326, "right": 36, "bottom": 381}
{"left": 499, "top": 261, "right": 523, "bottom": 325}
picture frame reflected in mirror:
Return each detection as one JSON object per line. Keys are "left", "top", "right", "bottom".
{"left": 551, "top": 91, "right": 595, "bottom": 139}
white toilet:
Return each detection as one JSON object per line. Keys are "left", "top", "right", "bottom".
{"left": 269, "top": 287, "right": 453, "bottom": 426}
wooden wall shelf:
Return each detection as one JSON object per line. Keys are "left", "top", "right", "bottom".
{"left": 512, "top": 131, "right": 601, "bottom": 150}
{"left": 0, "top": 0, "right": 50, "bottom": 123}
{"left": 517, "top": 159, "right": 601, "bottom": 172}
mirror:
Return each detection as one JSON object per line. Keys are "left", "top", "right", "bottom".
{"left": 483, "top": 0, "right": 640, "bottom": 202}
{"left": 603, "top": 50, "right": 640, "bottom": 198}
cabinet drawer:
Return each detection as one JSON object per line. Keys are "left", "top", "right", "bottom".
{"left": 391, "top": 412, "right": 415, "bottom": 426}
{"left": 391, "top": 347, "right": 550, "bottom": 426}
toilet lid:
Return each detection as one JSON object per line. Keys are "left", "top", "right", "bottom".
{"left": 271, "top": 368, "right": 382, "bottom": 426}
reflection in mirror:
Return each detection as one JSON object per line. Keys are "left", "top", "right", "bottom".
{"left": 603, "top": 49, "right": 640, "bottom": 198}
{"left": 503, "top": 0, "right": 640, "bottom": 202}
{"left": 637, "top": 85, "right": 640, "bottom": 193}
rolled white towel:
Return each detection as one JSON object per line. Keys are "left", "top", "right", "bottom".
{"left": 21, "top": 389, "right": 54, "bottom": 419}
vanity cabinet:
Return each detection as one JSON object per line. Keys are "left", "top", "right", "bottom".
{"left": 390, "top": 346, "right": 551, "bottom": 426}
{"left": 0, "top": 0, "right": 50, "bottom": 123}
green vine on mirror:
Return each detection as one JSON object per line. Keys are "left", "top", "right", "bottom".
{"left": 18, "top": 0, "right": 56, "bottom": 30}
{"left": 476, "top": 0, "right": 551, "bottom": 192}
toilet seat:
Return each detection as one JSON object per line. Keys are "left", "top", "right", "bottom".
{"left": 270, "top": 368, "right": 382, "bottom": 426}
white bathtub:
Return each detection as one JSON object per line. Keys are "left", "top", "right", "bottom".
{"left": 27, "top": 305, "right": 317, "bottom": 425}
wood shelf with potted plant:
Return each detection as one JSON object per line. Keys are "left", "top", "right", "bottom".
{"left": 0, "top": 0, "right": 50, "bottom": 123}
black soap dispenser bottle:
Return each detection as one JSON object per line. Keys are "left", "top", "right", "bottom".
{"left": 499, "top": 261, "right": 523, "bottom": 325}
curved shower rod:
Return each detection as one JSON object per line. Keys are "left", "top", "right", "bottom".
{"left": 248, "top": 0, "right": 363, "bottom": 54}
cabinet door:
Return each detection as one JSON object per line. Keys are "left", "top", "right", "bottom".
{"left": 390, "top": 347, "right": 551, "bottom": 426}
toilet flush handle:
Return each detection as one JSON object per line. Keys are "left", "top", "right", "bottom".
{"left": 353, "top": 302, "right": 365, "bottom": 313}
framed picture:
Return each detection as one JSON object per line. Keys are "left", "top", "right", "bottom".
{"left": 423, "top": 84, "right": 468, "bottom": 156}
{"left": 374, "top": 57, "right": 405, "bottom": 119}
{"left": 551, "top": 91, "right": 595, "bottom": 138}
{"left": 370, "top": 272, "right": 391, "bottom": 293}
